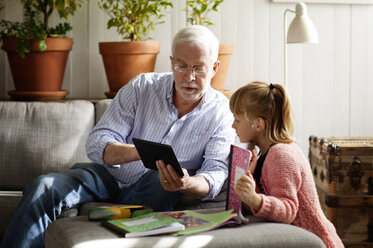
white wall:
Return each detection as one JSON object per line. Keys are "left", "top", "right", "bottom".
{"left": 1, "top": 0, "right": 372, "bottom": 154}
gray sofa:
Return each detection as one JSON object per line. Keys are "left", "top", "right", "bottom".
{"left": 0, "top": 100, "right": 326, "bottom": 247}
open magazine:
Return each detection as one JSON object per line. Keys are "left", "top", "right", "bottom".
{"left": 163, "top": 210, "right": 238, "bottom": 236}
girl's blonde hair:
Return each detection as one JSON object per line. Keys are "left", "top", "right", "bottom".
{"left": 230, "top": 81, "right": 295, "bottom": 143}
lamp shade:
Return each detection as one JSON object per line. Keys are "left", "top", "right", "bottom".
{"left": 287, "top": 3, "right": 318, "bottom": 44}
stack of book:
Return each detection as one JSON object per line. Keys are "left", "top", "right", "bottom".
{"left": 94, "top": 207, "right": 238, "bottom": 238}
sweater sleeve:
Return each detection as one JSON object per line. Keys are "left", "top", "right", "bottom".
{"left": 251, "top": 144, "right": 303, "bottom": 224}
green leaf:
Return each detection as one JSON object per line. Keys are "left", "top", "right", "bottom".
{"left": 38, "top": 39, "right": 47, "bottom": 51}
{"left": 185, "top": 0, "right": 223, "bottom": 26}
{"left": 97, "top": 0, "right": 173, "bottom": 40}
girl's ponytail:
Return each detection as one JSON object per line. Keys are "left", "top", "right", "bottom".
{"left": 269, "top": 84, "right": 294, "bottom": 143}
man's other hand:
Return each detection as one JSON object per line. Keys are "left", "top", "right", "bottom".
{"left": 156, "top": 160, "right": 189, "bottom": 191}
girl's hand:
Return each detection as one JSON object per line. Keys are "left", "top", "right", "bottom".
{"left": 234, "top": 171, "right": 262, "bottom": 211}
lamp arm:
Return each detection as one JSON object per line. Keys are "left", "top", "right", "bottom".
{"left": 283, "top": 8, "right": 295, "bottom": 88}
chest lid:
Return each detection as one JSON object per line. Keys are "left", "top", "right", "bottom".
{"left": 310, "top": 136, "right": 373, "bottom": 156}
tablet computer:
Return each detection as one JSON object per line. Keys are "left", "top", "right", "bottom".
{"left": 132, "top": 138, "right": 184, "bottom": 177}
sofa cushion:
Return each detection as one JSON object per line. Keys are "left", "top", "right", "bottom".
{"left": 0, "top": 100, "right": 94, "bottom": 190}
{"left": 95, "top": 99, "right": 112, "bottom": 124}
{"left": 45, "top": 216, "right": 326, "bottom": 248}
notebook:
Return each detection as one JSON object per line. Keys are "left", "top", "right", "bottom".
{"left": 226, "top": 145, "right": 252, "bottom": 214}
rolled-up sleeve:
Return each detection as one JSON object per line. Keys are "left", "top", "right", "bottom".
{"left": 196, "top": 106, "right": 235, "bottom": 200}
{"left": 86, "top": 78, "right": 139, "bottom": 165}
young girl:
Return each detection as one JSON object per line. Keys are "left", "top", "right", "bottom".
{"left": 230, "top": 81, "right": 344, "bottom": 248}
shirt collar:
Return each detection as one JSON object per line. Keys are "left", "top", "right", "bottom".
{"left": 195, "top": 87, "right": 209, "bottom": 110}
{"left": 166, "top": 76, "right": 174, "bottom": 104}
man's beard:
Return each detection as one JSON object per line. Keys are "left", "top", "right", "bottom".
{"left": 179, "top": 82, "right": 205, "bottom": 101}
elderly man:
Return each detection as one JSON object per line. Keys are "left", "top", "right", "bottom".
{"left": 0, "top": 25, "right": 235, "bottom": 248}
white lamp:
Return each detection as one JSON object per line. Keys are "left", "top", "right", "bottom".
{"left": 284, "top": 2, "right": 318, "bottom": 86}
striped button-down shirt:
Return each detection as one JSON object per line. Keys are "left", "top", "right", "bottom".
{"left": 86, "top": 72, "right": 235, "bottom": 200}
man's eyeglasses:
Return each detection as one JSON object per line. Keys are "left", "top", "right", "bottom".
{"left": 172, "top": 64, "right": 211, "bottom": 76}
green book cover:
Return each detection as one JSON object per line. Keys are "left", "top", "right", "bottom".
{"left": 102, "top": 212, "right": 182, "bottom": 236}
{"left": 171, "top": 209, "right": 237, "bottom": 236}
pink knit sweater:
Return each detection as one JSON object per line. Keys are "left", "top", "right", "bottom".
{"left": 250, "top": 143, "right": 344, "bottom": 248}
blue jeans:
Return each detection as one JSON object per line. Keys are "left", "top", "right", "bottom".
{"left": 0, "top": 163, "right": 182, "bottom": 248}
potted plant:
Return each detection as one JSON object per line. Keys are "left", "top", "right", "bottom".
{"left": 185, "top": 0, "right": 233, "bottom": 98}
{"left": 0, "top": 0, "right": 83, "bottom": 100}
{"left": 98, "top": 0, "right": 173, "bottom": 98}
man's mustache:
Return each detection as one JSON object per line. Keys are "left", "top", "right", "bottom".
{"left": 181, "top": 82, "right": 199, "bottom": 89}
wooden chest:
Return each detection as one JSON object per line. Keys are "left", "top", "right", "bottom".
{"left": 308, "top": 136, "right": 373, "bottom": 248}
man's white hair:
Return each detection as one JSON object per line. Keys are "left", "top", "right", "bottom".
{"left": 172, "top": 25, "right": 219, "bottom": 63}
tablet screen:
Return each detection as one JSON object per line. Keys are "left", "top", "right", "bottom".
{"left": 132, "top": 138, "right": 184, "bottom": 177}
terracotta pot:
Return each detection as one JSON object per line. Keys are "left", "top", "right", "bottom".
{"left": 1, "top": 38, "right": 72, "bottom": 100}
{"left": 99, "top": 41, "right": 160, "bottom": 98}
{"left": 211, "top": 43, "right": 234, "bottom": 94}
